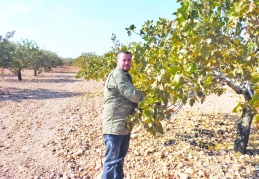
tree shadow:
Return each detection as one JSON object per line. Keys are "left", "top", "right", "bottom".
{"left": 3, "top": 78, "right": 81, "bottom": 83}
{"left": 164, "top": 111, "right": 259, "bottom": 177}
{"left": 0, "top": 87, "right": 83, "bottom": 102}
{"left": 241, "top": 153, "right": 259, "bottom": 178}
{"left": 165, "top": 127, "right": 258, "bottom": 155}
{"left": 50, "top": 71, "right": 78, "bottom": 74}
{"left": 0, "top": 74, "right": 14, "bottom": 78}
{"left": 164, "top": 129, "right": 259, "bottom": 177}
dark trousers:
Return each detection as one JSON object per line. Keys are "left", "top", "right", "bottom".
{"left": 102, "top": 133, "right": 130, "bottom": 179}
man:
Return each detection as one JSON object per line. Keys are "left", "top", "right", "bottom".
{"left": 102, "top": 51, "right": 143, "bottom": 179}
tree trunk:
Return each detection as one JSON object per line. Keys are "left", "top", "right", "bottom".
{"left": 18, "top": 68, "right": 22, "bottom": 81}
{"left": 0, "top": 68, "right": 4, "bottom": 80}
{"left": 34, "top": 69, "right": 37, "bottom": 76}
{"left": 234, "top": 108, "right": 253, "bottom": 154}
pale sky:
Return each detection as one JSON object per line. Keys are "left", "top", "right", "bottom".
{"left": 0, "top": 0, "right": 180, "bottom": 59}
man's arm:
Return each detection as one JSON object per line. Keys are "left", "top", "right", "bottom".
{"left": 114, "top": 71, "right": 143, "bottom": 104}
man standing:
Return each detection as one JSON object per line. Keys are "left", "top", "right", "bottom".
{"left": 102, "top": 51, "right": 143, "bottom": 179}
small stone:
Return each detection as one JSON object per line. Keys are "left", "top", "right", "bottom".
{"left": 75, "top": 149, "right": 84, "bottom": 156}
{"left": 185, "top": 168, "right": 194, "bottom": 175}
{"left": 177, "top": 162, "right": 184, "bottom": 169}
{"left": 178, "top": 172, "right": 188, "bottom": 179}
{"left": 154, "top": 151, "right": 165, "bottom": 159}
{"left": 95, "top": 159, "right": 102, "bottom": 170}
{"left": 133, "top": 150, "right": 140, "bottom": 156}
{"left": 198, "top": 169, "right": 204, "bottom": 176}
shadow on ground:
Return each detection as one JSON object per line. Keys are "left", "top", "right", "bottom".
{"left": 3, "top": 77, "right": 81, "bottom": 83}
{"left": 163, "top": 111, "right": 259, "bottom": 177}
{"left": 0, "top": 87, "right": 83, "bottom": 102}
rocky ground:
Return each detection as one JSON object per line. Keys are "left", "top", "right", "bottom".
{"left": 0, "top": 66, "right": 258, "bottom": 179}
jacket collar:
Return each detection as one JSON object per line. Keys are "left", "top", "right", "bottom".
{"left": 116, "top": 66, "right": 130, "bottom": 74}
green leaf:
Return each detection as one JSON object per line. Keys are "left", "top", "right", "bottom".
{"left": 144, "top": 110, "right": 153, "bottom": 118}
{"left": 232, "top": 102, "right": 245, "bottom": 113}
{"left": 191, "top": 10, "right": 199, "bottom": 19}
{"left": 254, "top": 114, "right": 259, "bottom": 125}
{"left": 200, "top": 47, "right": 210, "bottom": 58}
{"left": 204, "top": 76, "right": 212, "bottom": 89}
{"left": 138, "top": 101, "right": 145, "bottom": 108}
{"left": 157, "top": 125, "right": 164, "bottom": 134}
{"left": 170, "top": 66, "right": 178, "bottom": 75}
{"left": 189, "top": 98, "right": 195, "bottom": 106}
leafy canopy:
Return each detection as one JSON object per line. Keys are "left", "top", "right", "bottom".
{"left": 77, "top": 0, "right": 259, "bottom": 135}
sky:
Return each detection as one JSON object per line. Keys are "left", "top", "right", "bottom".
{"left": 0, "top": 0, "right": 180, "bottom": 59}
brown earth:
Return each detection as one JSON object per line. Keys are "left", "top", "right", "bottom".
{"left": 0, "top": 66, "right": 258, "bottom": 179}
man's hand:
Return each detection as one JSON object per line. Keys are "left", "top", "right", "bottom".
{"left": 127, "top": 122, "right": 134, "bottom": 132}
{"left": 136, "top": 108, "right": 143, "bottom": 113}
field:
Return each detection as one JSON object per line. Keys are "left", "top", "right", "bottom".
{"left": 0, "top": 66, "right": 258, "bottom": 179}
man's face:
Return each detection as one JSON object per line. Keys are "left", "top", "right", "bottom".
{"left": 116, "top": 53, "right": 132, "bottom": 71}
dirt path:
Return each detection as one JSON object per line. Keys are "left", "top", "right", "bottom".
{"left": 0, "top": 66, "right": 258, "bottom": 179}
{"left": 0, "top": 67, "right": 104, "bottom": 178}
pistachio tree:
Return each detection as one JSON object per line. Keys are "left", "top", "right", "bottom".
{"left": 77, "top": 0, "right": 259, "bottom": 154}
{"left": 126, "top": 0, "right": 259, "bottom": 154}
{"left": 12, "top": 40, "right": 62, "bottom": 80}
{"left": 0, "top": 31, "right": 16, "bottom": 73}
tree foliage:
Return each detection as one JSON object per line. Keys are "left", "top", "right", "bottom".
{"left": 75, "top": 34, "right": 126, "bottom": 80}
{"left": 0, "top": 31, "right": 16, "bottom": 68}
{"left": 0, "top": 32, "right": 63, "bottom": 79}
{"left": 62, "top": 57, "right": 74, "bottom": 66}
{"left": 77, "top": 0, "right": 259, "bottom": 140}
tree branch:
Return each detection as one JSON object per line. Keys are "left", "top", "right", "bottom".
{"left": 212, "top": 70, "right": 253, "bottom": 99}
{"left": 256, "top": 35, "right": 259, "bottom": 49}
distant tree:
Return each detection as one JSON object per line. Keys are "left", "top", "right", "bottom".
{"left": 75, "top": 34, "right": 127, "bottom": 80}
{"left": 62, "top": 57, "right": 74, "bottom": 66}
{"left": 11, "top": 40, "right": 63, "bottom": 80}
{"left": 73, "top": 52, "right": 98, "bottom": 67}
{"left": 0, "top": 31, "right": 63, "bottom": 80}
{"left": 75, "top": 51, "right": 118, "bottom": 81}
{"left": 41, "top": 50, "right": 63, "bottom": 72}
{"left": 11, "top": 40, "right": 40, "bottom": 80}
{"left": 0, "top": 31, "right": 16, "bottom": 69}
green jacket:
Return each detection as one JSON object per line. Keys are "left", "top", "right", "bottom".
{"left": 103, "top": 67, "right": 143, "bottom": 135}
